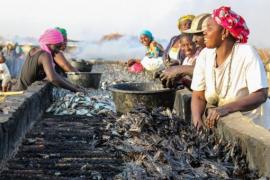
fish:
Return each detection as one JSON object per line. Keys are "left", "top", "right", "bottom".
{"left": 104, "top": 105, "right": 259, "bottom": 179}
{"left": 46, "top": 89, "right": 115, "bottom": 116}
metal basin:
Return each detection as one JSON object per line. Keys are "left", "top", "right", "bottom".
{"left": 66, "top": 72, "right": 102, "bottom": 89}
{"left": 110, "top": 82, "right": 176, "bottom": 114}
{"left": 69, "top": 59, "right": 93, "bottom": 72}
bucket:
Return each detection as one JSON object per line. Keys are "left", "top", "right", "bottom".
{"left": 110, "top": 82, "right": 176, "bottom": 114}
{"left": 66, "top": 72, "right": 102, "bottom": 89}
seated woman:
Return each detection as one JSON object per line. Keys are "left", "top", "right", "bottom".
{"left": 128, "top": 30, "right": 164, "bottom": 72}
{"left": 16, "top": 28, "right": 82, "bottom": 92}
{"left": 159, "top": 13, "right": 210, "bottom": 88}
{"left": 191, "top": 6, "right": 270, "bottom": 130}
{"left": 163, "top": 14, "right": 195, "bottom": 66}
{"left": 54, "top": 27, "right": 79, "bottom": 76}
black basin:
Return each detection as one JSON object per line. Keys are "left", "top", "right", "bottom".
{"left": 66, "top": 72, "right": 102, "bottom": 89}
{"left": 69, "top": 59, "right": 93, "bottom": 72}
{"left": 110, "top": 82, "right": 176, "bottom": 114}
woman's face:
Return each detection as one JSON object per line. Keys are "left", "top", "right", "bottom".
{"left": 179, "top": 19, "right": 192, "bottom": 32}
{"left": 181, "top": 36, "right": 196, "bottom": 58}
{"left": 140, "top": 35, "right": 151, "bottom": 47}
{"left": 204, "top": 17, "right": 223, "bottom": 48}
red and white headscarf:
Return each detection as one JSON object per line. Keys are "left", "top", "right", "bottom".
{"left": 212, "top": 6, "right": 249, "bottom": 43}
{"left": 38, "top": 28, "right": 64, "bottom": 54}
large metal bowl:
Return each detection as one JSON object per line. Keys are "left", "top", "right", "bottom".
{"left": 110, "top": 82, "right": 176, "bottom": 114}
{"left": 69, "top": 59, "right": 93, "bottom": 72}
{"left": 66, "top": 72, "right": 102, "bottom": 89}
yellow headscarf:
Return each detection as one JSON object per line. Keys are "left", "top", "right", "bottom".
{"left": 177, "top": 14, "right": 195, "bottom": 29}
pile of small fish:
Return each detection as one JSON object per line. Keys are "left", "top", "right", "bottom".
{"left": 46, "top": 90, "right": 115, "bottom": 116}
{"left": 104, "top": 106, "right": 258, "bottom": 179}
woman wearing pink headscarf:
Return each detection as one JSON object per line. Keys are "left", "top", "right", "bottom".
{"left": 191, "top": 6, "right": 270, "bottom": 130}
{"left": 16, "top": 28, "right": 82, "bottom": 92}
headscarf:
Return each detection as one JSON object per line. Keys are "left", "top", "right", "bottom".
{"left": 55, "top": 27, "right": 67, "bottom": 38}
{"left": 140, "top": 30, "right": 153, "bottom": 41}
{"left": 212, "top": 6, "right": 249, "bottom": 43}
{"left": 38, "top": 28, "right": 64, "bottom": 54}
{"left": 177, "top": 14, "right": 195, "bottom": 27}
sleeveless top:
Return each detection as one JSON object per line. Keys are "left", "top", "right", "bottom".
{"left": 16, "top": 49, "right": 47, "bottom": 90}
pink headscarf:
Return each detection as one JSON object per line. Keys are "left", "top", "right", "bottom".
{"left": 212, "top": 6, "right": 249, "bottom": 43}
{"left": 38, "top": 28, "right": 64, "bottom": 54}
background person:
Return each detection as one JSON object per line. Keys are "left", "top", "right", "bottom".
{"left": 163, "top": 15, "right": 195, "bottom": 67}
{"left": 159, "top": 13, "right": 210, "bottom": 89}
{"left": 127, "top": 30, "right": 164, "bottom": 72}
{"left": 0, "top": 52, "right": 11, "bottom": 91}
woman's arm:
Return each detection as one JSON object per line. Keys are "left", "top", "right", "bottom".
{"left": 39, "top": 53, "right": 80, "bottom": 92}
{"left": 221, "top": 88, "right": 267, "bottom": 113}
{"left": 206, "top": 88, "right": 268, "bottom": 128}
{"left": 54, "top": 52, "right": 79, "bottom": 72}
{"left": 191, "top": 90, "right": 207, "bottom": 130}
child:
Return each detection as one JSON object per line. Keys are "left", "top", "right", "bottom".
{"left": 180, "top": 34, "right": 198, "bottom": 66}
{"left": 0, "top": 52, "right": 12, "bottom": 92}
{"left": 179, "top": 34, "right": 198, "bottom": 88}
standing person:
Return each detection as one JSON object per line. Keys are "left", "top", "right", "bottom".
{"left": 13, "top": 42, "right": 25, "bottom": 78}
{"left": 2, "top": 42, "right": 16, "bottom": 77}
{"left": 191, "top": 6, "right": 270, "bottom": 130}
{"left": 16, "top": 28, "right": 82, "bottom": 92}
{"left": 159, "top": 14, "right": 209, "bottom": 88}
{"left": 0, "top": 52, "right": 11, "bottom": 91}
{"left": 54, "top": 27, "right": 79, "bottom": 76}
{"left": 127, "top": 30, "right": 164, "bottom": 72}
{"left": 163, "top": 14, "right": 195, "bottom": 66}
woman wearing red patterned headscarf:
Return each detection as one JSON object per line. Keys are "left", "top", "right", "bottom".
{"left": 16, "top": 28, "right": 82, "bottom": 92}
{"left": 191, "top": 6, "right": 270, "bottom": 130}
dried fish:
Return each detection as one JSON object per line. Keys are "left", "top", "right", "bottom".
{"left": 105, "top": 106, "right": 259, "bottom": 179}
{"left": 46, "top": 64, "right": 258, "bottom": 179}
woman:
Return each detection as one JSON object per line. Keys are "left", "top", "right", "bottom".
{"left": 163, "top": 14, "right": 195, "bottom": 66}
{"left": 191, "top": 6, "right": 270, "bottom": 130}
{"left": 16, "top": 28, "right": 81, "bottom": 92}
{"left": 54, "top": 27, "right": 79, "bottom": 76}
{"left": 159, "top": 14, "right": 210, "bottom": 89}
{"left": 128, "top": 30, "right": 164, "bottom": 72}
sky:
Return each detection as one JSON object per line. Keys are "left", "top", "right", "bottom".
{"left": 0, "top": 0, "right": 269, "bottom": 59}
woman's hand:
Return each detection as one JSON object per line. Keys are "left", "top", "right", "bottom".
{"left": 159, "top": 66, "right": 183, "bottom": 88}
{"left": 193, "top": 118, "right": 204, "bottom": 130}
{"left": 205, "top": 107, "right": 230, "bottom": 128}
